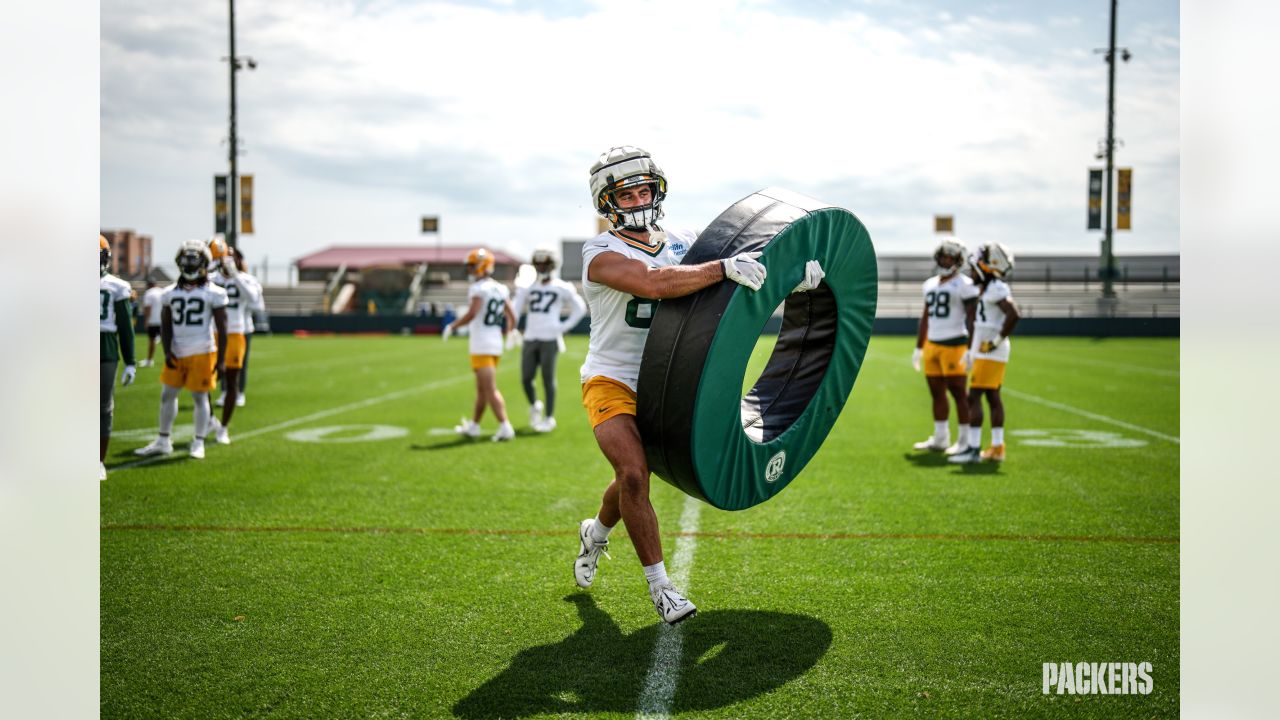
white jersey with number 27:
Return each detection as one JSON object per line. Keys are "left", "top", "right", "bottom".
{"left": 579, "top": 228, "right": 696, "bottom": 392}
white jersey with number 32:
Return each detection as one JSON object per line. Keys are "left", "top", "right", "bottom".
{"left": 163, "top": 283, "right": 229, "bottom": 358}
{"left": 579, "top": 228, "right": 696, "bottom": 392}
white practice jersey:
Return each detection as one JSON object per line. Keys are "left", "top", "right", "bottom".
{"left": 142, "top": 285, "right": 167, "bottom": 326}
{"left": 99, "top": 274, "right": 133, "bottom": 333}
{"left": 514, "top": 278, "right": 587, "bottom": 341}
{"left": 922, "top": 273, "right": 980, "bottom": 343}
{"left": 466, "top": 278, "right": 511, "bottom": 356}
{"left": 973, "top": 279, "right": 1014, "bottom": 361}
{"left": 162, "top": 282, "right": 228, "bottom": 358}
{"left": 579, "top": 228, "right": 696, "bottom": 392}
{"left": 210, "top": 270, "right": 263, "bottom": 334}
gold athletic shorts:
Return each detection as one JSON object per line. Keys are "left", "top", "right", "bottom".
{"left": 581, "top": 376, "right": 637, "bottom": 428}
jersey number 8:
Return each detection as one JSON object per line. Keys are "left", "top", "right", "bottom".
{"left": 483, "top": 298, "right": 505, "bottom": 327}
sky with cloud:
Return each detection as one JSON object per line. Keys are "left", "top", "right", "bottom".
{"left": 101, "top": 0, "right": 1179, "bottom": 276}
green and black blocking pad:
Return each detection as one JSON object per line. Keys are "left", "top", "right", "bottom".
{"left": 637, "top": 187, "right": 877, "bottom": 510}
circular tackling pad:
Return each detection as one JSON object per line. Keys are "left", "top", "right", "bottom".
{"left": 637, "top": 187, "right": 877, "bottom": 510}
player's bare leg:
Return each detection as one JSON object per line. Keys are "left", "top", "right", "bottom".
{"left": 592, "top": 414, "right": 661, "bottom": 565}
{"left": 927, "top": 376, "right": 950, "bottom": 421}
{"left": 477, "top": 366, "right": 514, "bottom": 440}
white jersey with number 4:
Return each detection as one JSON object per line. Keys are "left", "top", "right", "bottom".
{"left": 579, "top": 228, "right": 696, "bottom": 392}
{"left": 973, "top": 279, "right": 1014, "bottom": 362}
{"left": 99, "top": 274, "right": 132, "bottom": 333}
{"left": 466, "top": 278, "right": 511, "bottom": 356}
{"left": 923, "top": 273, "right": 979, "bottom": 343}
{"left": 162, "top": 283, "right": 229, "bottom": 358}
{"left": 515, "top": 279, "right": 587, "bottom": 341}
{"left": 210, "top": 270, "right": 263, "bottom": 334}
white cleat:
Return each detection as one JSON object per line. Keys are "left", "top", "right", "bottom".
{"left": 574, "top": 519, "right": 610, "bottom": 588}
{"left": 100, "top": 463, "right": 107, "bottom": 481}
{"left": 534, "top": 417, "right": 557, "bottom": 433}
{"left": 492, "top": 422, "right": 516, "bottom": 442}
{"left": 944, "top": 441, "right": 970, "bottom": 456}
{"left": 454, "top": 418, "right": 482, "bottom": 438}
{"left": 235, "top": 394, "right": 246, "bottom": 407}
{"left": 215, "top": 427, "right": 231, "bottom": 445}
{"left": 530, "top": 400, "right": 544, "bottom": 427}
{"left": 948, "top": 447, "right": 982, "bottom": 464}
{"left": 650, "top": 583, "right": 698, "bottom": 625}
{"left": 913, "top": 436, "right": 949, "bottom": 452}
{"left": 134, "top": 437, "right": 173, "bottom": 456}
{"left": 189, "top": 439, "right": 206, "bottom": 459}
{"left": 215, "top": 394, "right": 226, "bottom": 407}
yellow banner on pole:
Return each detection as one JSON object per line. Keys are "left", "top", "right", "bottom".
{"left": 934, "top": 215, "right": 954, "bottom": 234}
{"left": 1116, "top": 168, "right": 1132, "bottom": 230}
{"left": 240, "top": 175, "right": 254, "bottom": 234}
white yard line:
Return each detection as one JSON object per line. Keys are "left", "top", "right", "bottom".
{"left": 1002, "top": 388, "right": 1180, "bottom": 444}
{"left": 636, "top": 495, "right": 703, "bottom": 720}
{"left": 111, "top": 371, "right": 475, "bottom": 472}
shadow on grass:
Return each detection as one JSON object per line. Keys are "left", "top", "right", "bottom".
{"left": 452, "top": 593, "right": 831, "bottom": 718}
{"left": 902, "top": 451, "right": 950, "bottom": 468}
{"left": 411, "top": 428, "right": 550, "bottom": 451}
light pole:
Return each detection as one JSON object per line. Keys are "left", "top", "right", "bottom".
{"left": 1098, "top": 0, "right": 1130, "bottom": 298}
{"left": 223, "top": 0, "right": 256, "bottom": 250}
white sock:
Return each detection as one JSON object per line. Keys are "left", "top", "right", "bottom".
{"left": 956, "top": 424, "right": 969, "bottom": 447}
{"left": 992, "top": 427, "right": 1004, "bottom": 446}
{"left": 969, "top": 425, "right": 982, "bottom": 448}
{"left": 590, "top": 517, "right": 613, "bottom": 543}
{"left": 159, "top": 385, "right": 180, "bottom": 436}
{"left": 643, "top": 561, "right": 669, "bottom": 588}
{"left": 192, "top": 392, "right": 211, "bottom": 440}
{"left": 933, "top": 420, "right": 949, "bottom": 440}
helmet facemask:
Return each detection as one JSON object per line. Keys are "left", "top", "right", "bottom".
{"left": 590, "top": 146, "right": 668, "bottom": 233}
{"left": 531, "top": 249, "right": 556, "bottom": 281}
{"left": 933, "top": 239, "right": 967, "bottom": 278}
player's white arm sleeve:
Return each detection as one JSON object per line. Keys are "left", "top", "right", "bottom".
{"left": 240, "top": 276, "right": 263, "bottom": 308}
{"left": 560, "top": 290, "right": 587, "bottom": 335}
{"left": 512, "top": 288, "right": 528, "bottom": 317}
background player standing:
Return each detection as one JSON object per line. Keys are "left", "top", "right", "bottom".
{"left": 955, "top": 242, "right": 1020, "bottom": 463}
{"left": 443, "top": 248, "right": 518, "bottom": 442}
{"left": 512, "top": 248, "right": 587, "bottom": 433}
{"left": 912, "top": 239, "right": 979, "bottom": 455}
{"left": 207, "top": 238, "right": 263, "bottom": 444}
{"left": 134, "top": 241, "right": 228, "bottom": 460}
{"left": 100, "top": 235, "right": 137, "bottom": 480}
{"left": 140, "top": 281, "right": 165, "bottom": 367}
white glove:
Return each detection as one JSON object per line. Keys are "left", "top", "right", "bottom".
{"left": 505, "top": 329, "right": 523, "bottom": 350}
{"left": 962, "top": 350, "right": 974, "bottom": 372}
{"left": 556, "top": 335, "right": 566, "bottom": 353}
{"left": 121, "top": 364, "right": 137, "bottom": 386}
{"left": 911, "top": 348, "right": 922, "bottom": 372}
{"left": 791, "top": 260, "right": 825, "bottom": 293}
{"left": 441, "top": 324, "right": 453, "bottom": 342}
{"left": 221, "top": 258, "right": 239, "bottom": 278}
{"left": 722, "top": 251, "right": 766, "bottom": 291}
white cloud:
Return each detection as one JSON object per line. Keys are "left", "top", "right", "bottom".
{"left": 101, "top": 0, "right": 1180, "bottom": 274}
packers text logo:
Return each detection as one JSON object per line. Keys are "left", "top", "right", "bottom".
{"left": 765, "top": 451, "right": 786, "bottom": 483}
{"left": 1042, "top": 662, "right": 1152, "bottom": 695}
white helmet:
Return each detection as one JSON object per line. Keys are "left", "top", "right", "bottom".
{"left": 531, "top": 247, "right": 557, "bottom": 279}
{"left": 973, "top": 242, "right": 1015, "bottom": 280}
{"left": 176, "top": 239, "right": 212, "bottom": 282}
{"left": 589, "top": 146, "right": 667, "bottom": 231}
{"left": 933, "top": 238, "right": 967, "bottom": 277}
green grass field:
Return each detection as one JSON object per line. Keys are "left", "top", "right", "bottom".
{"left": 101, "top": 334, "right": 1178, "bottom": 719}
